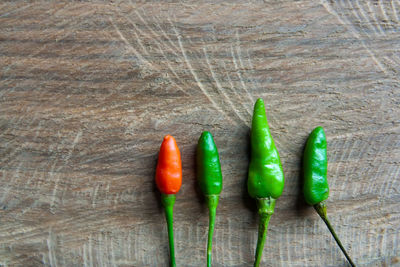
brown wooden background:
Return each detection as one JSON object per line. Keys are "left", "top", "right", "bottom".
{"left": 1, "top": 1, "right": 399, "bottom": 266}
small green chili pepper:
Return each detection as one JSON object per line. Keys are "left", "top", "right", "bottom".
{"left": 196, "top": 131, "right": 223, "bottom": 267}
{"left": 303, "top": 126, "right": 356, "bottom": 267}
{"left": 248, "top": 98, "right": 284, "bottom": 267}
{"left": 303, "top": 126, "right": 329, "bottom": 205}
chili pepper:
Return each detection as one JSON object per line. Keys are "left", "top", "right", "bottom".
{"left": 303, "top": 127, "right": 356, "bottom": 267}
{"left": 196, "top": 131, "right": 223, "bottom": 267}
{"left": 303, "top": 126, "right": 329, "bottom": 205}
{"left": 248, "top": 98, "right": 284, "bottom": 267}
{"left": 156, "top": 135, "right": 182, "bottom": 267}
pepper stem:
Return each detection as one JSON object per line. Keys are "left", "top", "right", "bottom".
{"left": 161, "top": 194, "right": 176, "bottom": 267}
{"left": 314, "top": 202, "right": 356, "bottom": 267}
{"left": 205, "top": 195, "right": 219, "bottom": 267}
{"left": 254, "top": 197, "right": 276, "bottom": 267}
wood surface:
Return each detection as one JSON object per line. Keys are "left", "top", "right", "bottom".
{"left": 1, "top": 1, "right": 399, "bottom": 266}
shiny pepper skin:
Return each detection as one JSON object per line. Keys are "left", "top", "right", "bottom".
{"left": 196, "top": 131, "right": 222, "bottom": 267}
{"left": 156, "top": 135, "right": 182, "bottom": 195}
{"left": 155, "top": 135, "right": 182, "bottom": 267}
{"left": 303, "top": 126, "right": 329, "bottom": 205}
{"left": 302, "top": 127, "right": 356, "bottom": 267}
{"left": 196, "top": 131, "right": 223, "bottom": 196}
{"left": 248, "top": 98, "right": 285, "bottom": 267}
{"left": 248, "top": 98, "right": 284, "bottom": 199}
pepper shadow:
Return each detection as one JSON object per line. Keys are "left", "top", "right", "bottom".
{"left": 296, "top": 136, "right": 313, "bottom": 217}
{"left": 151, "top": 147, "right": 171, "bottom": 266}
{"left": 152, "top": 153, "right": 163, "bottom": 213}
{"left": 241, "top": 128, "right": 258, "bottom": 219}
{"left": 192, "top": 142, "right": 207, "bottom": 214}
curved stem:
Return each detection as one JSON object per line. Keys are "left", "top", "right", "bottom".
{"left": 254, "top": 197, "right": 275, "bottom": 267}
{"left": 314, "top": 202, "right": 356, "bottom": 267}
{"left": 206, "top": 195, "right": 219, "bottom": 267}
{"left": 162, "top": 194, "right": 176, "bottom": 267}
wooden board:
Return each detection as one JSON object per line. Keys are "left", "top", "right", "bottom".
{"left": 1, "top": 1, "right": 399, "bottom": 266}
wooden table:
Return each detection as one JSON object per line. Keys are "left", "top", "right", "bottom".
{"left": 1, "top": 1, "right": 399, "bottom": 266}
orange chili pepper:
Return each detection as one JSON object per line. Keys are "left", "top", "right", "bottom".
{"left": 155, "top": 135, "right": 182, "bottom": 267}
{"left": 156, "top": 135, "right": 182, "bottom": 194}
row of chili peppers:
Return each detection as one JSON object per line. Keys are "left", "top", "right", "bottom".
{"left": 155, "top": 98, "right": 356, "bottom": 267}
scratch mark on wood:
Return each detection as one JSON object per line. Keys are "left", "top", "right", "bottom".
{"left": 92, "top": 183, "right": 99, "bottom": 209}
{"left": 50, "top": 130, "right": 81, "bottom": 211}
{"left": 356, "top": 0, "right": 381, "bottom": 36}
{"left": 83, "top": 242, "right": 89, "bottom": 267}
{"left": 88, "top": 234, "right": 94, "bottom": 267}
{"left": 387, "top": 166, "right": 400, "bottom": 195}
{"left": 66, "top": 131, "right": 82, "bottom": 162}
{"left": 133, "top": 8, "right": 180, "bottom": 58}
{"left": 119, "top": 15, "right": 151, "bottom": 57}
{"left": 152, "top": 40, "right": 189, "bottom": 95}
{"left": 128, "top": 230, "right": 133, "bottom": 261}
{"left": 0, "top": 161, "right": 22, "bottom": 205}
{"left": 0, "top": 3, "right": 33, "bottom": 18}
{"left": 379, "top": 0, "right": 391, "bottom": 28}
{"left": 321, "top": 0, "right": 387, "bottom": 73}
{"left": 220, "top": 52, "right": 250, "bottom": 118}
{"left": 366, "top": 1, "right": 386, "bottom": 35}
{"left": 115, "top": 9, "right": 189, "bottom": 96}
{"left": 110, "top": 18, "right": 157, "bottom": 70}
{"left": 203, "top": 47, "right": 246, "bottom": 124}
{"left": 47, "top": 228, "right": 58, "bottom": 267}
{"left": 235, "top": 31, "right": 254, "bottom": 103}
{"left": 110, "top": 235, "right": 117, "bottom": 267}
{"left": 374, "top": 136, "right": 392, "bottom": 196}
{"left": 172, "top": 19, "right": 227, "bottom": 117}
{"left": 391, "top": 0, "right": 400, "bottom": 22}
{"left": 352, "top": 0, "right": 374, "bottom": 38}
{"left": 230, "top": 45, "right": 253, "bottom": 106}
{"left": 153, "top": 13, "right": 180, "bottom": 51}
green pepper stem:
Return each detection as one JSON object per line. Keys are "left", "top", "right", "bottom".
{"left": 254, "top": 197, "right": 276, "bottom": 267}
{"left": 162, "top": 194, "right": 176, "bottom": 267}
{"left": 206, "top": 195, "right": 219, "bottom": 267}
{"left": 314, "top": 202, "right": 356, "bottom": 267}
{"left": 254, "top": 213, "right": 271, "bottom": 267}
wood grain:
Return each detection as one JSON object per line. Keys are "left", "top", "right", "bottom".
{"left": 1, "top": 1, "right": 399, "bottom": 266}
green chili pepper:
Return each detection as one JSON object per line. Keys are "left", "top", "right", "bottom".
{"left": 303, "top": 126, "right": 356, "bottom": 267}
{"left": 303, "top": 126, "right": 329, "bottom": 205}
{"left": 196, "top": 131, "right": 223, "bottom": 267}
{"left": 248, "top": 98, "right": 284, "bottom": 267}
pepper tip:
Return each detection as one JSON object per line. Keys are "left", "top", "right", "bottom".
{"left": 253, "top": 98, "right": 266, "bottom": 116}
{"left": 199, "top": 131, "right": 215, "bottom": 144}
{"left": 312, "top": 126, "right": 325, "bottom": 137}
{"left": 255, "top": 98, "right": 265, "bottom": 108}
{"left": 201, "top": 131, "right": 212, "bottom": 138}
{"left": 255, "top": 98, "right": 264, "bottom": 105}
{"left": 163, "top": 134, "right": 174, "bottom": 141}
